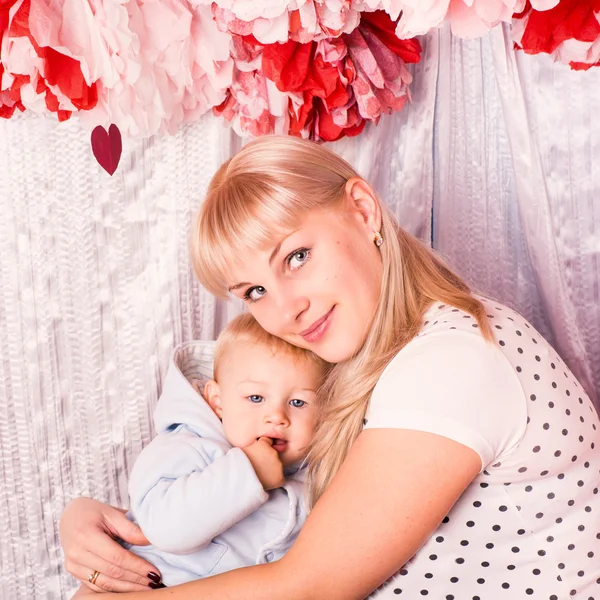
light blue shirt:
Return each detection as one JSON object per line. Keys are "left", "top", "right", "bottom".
{"left": 125, "top": 342, "right": 307, "bottom": 586}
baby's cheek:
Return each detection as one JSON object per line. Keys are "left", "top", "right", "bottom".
{"left": 221, "top": 419, "right": 251, "bottom": 448}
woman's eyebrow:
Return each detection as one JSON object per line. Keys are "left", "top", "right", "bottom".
{"left": 228, "top": 229, "right": 301, "bottom": 291}
{"left": 228, "top": 281, "right": 250, "bottom": 292}
{"left": 269, "top": 229, "right": 300, "bottom": 266}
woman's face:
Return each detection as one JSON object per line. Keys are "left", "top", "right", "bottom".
{"left": 226, "top": 180, "right": 384, "bottom": 363}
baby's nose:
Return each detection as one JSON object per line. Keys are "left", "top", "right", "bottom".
{"left": 265, "top": 409, "right": 289, "bottom": 426}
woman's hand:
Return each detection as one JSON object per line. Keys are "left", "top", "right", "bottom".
{"left": 60, "top": 497, "right": 164, "bottom": 592}
{"left": 72, "top": 584, "right": 102, "bottom": 598}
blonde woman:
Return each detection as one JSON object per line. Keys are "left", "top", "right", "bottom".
{"left": 61, "top": 136, "right": 600, "bottom": 599}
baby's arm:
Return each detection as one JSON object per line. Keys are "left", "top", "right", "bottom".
{"left": 129, "top": 428, "right": 269, "bottom": 554}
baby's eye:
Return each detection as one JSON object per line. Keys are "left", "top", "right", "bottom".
{"left": 289, "top": 399, "right": 306, "bottom": 408}
{"left": 248, "top": 395, "right": 264, "bottom": 403}
{"left": 287, "top": 248, "right": 310, "bottom": 271}
{"left": 244, "top": 286, "right": 266, "bottom": 302}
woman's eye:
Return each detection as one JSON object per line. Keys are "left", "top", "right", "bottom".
{"left": 248, "top": 395, "right": 264, "bottom": 403}
{"left": 287, "top": 248, "right": 311, "bottom": 271}
{"left": 290, "top": 399, "right": 306, "bottom": 408}
{"left": 244, "top": 286, "right": 266, "bottom": 302}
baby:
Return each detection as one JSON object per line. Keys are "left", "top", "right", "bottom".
{"left": 124, "top": 313, "right": 329, "bottom": 586}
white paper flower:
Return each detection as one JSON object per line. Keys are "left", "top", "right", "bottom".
{"left": 359, "top": 0, "right": 558, "bottom": 39}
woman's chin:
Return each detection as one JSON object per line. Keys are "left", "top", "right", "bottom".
{"left": 314, "top": 338, "right": 362, "bottom": 364}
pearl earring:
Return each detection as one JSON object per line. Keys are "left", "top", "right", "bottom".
{"left": 373, "top": 231, "right": 383, "bottom": 247}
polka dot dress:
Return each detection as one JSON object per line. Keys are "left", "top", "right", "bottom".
{"left": 365, "top": 298, "right": 600, "bottom": 599}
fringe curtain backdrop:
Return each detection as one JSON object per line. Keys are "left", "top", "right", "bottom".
{"left": 0, "top": 23, "right": 598, "bottom": 600}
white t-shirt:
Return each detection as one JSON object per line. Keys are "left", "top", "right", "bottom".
{"left": 364, "top": 298, "right": 600, "bottom": 599}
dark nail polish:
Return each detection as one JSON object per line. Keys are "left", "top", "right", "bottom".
{"left": 147, "top": 572, "right": 161, "bottom": 583}
{"left": 149, "top": 582, "right": 166, "bottom": 589}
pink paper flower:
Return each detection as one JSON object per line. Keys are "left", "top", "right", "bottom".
{"left": 213, "top": 34, "right": 289, "bottom": 137}
{"left": 78, "top": 0, "right": 234, "bottom": 137}
{"left": 1, "top": 0, "right": 233, "bottom": 135}
{"left": 207, "top": 0, "right": 361, "bottom": 44}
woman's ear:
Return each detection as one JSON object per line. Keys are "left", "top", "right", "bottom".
{"left": 343, "top": 177, "right": 382, "bottom": 235}
{"left": 204, "top": 380, "right": 223, "bottom": 419}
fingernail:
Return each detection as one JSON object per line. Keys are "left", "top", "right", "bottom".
{"left": 147, "top": 572, "right": 161, "bottom": 583}
{"left": 149, "top": 582, "right": 166, "bottom": 589}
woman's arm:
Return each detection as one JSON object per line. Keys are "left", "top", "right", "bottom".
{"left": 73, "top": 427, "right": 481, "bottom": 599}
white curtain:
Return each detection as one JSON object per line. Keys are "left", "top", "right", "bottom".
{"left": 434, "top": 25, "right": 600, "bottom": 403}
{"left": 0, "top": 24, "right": 598, "bottom": 599}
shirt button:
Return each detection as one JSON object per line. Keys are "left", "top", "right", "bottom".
{"left": 266, "top": 552, "right": 274, "bottom": 562}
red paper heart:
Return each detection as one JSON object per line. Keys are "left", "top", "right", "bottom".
{"left": 91, "top": 124, "right": 122, "bottom": 175}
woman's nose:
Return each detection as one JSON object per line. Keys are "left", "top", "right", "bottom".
{"left": 253, "top": 282, "right": 310, "bottom": 335}
{"left": 277, "top": 287, "right": 310, "bottom": 324}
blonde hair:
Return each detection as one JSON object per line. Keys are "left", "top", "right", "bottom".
{"left": 191, "top": 135, "right": 494, "bottom": 508}
{"left": 214, "top": 312, "right": 328, "bottom": 384}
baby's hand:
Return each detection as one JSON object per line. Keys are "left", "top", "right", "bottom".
{"left": 241, "top": 437, "right": 285, "bottom": 491}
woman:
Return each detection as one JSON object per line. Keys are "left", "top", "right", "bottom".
{"left": 61, "top": 136, "right": 600, "bottom": 599}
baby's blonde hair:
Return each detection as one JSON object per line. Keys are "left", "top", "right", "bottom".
{"left": 191, "top": 135, "right": 493, "bottom": 508}
{"left": 214, "top": 312, "right": 329, "bottom": 384}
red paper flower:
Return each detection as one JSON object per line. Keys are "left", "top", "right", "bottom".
{"left": 262, "top": 10, "right": 422, "bottom": 141}
{"left": 513, "top": 0, "right": 600, "bottom": 69}
{"left": 1, "top": 0, "right": 98, "bottom": 121}
{"left": 0, "top": 0, "right": 24, "bottom": 118}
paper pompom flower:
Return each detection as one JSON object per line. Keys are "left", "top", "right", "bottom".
{"left": 1, "top": 0, "right": 98, "bottom": 121}
{"left": 512, "top": 0, "right": 600, "bottom": 70}
{"left": 3, "top": 0, "right": 600, "bottom": 146}
{"left": 207, "top": 0, "right": 361, "bottom": 44}
{"left": 367, "top": 0, "right": 558, "bottom": 39}
{"left": 213, "top": 35, "right": 289, "bottom": 137}
{"left": 260, "top": 10, "right": 421, "bottom": 141}
{"left": 0, "top": 0, "right": 233, "bottom": 136}
{"left": 76, "top": 0, "right": 234, "bottom": 138}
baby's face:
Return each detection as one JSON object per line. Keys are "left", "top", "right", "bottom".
{"left": 209, "top": 342, "right": 322, "bottom": 467}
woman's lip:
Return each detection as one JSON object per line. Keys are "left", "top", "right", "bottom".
{"left": 300, "top": 307, "right": 335, "bottom": 343}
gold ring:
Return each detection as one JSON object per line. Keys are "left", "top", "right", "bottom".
{"left": 88, "top": 570, "right": 100, "bottom": 585}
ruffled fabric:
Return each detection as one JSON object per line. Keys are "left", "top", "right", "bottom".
{"left": 512, "top": 0, "right": 600, "bottom": 70}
